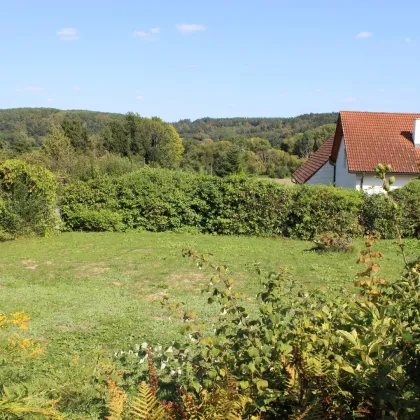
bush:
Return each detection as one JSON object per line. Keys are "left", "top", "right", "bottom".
{"left": 115, "top": 238, "right": 420, "bottom": 419}
{"left": 0, "top": 159, "right": 57, "bottom": 237}
{"left": 58, "top": 168, "right": 420, "bottom": 239}
{"left": 63, "top": 206, "right": 124, "bottom": 232}
{"left": 391, "top": 180, "right": 420, "bottom": 238}
{"left": 287, "top": 185, "right": 363, "bottom": 239}
{"left": 360, "top": 193, "right": 397, "bottom": 239}
{"left": 313, "top": 232, "right": 354, "bottom": 252}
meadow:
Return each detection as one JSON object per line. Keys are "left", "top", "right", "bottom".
{"left": 1, "top": 231, "right": 419, "bottom": 417}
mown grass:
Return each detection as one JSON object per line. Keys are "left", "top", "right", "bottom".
{"left": 1, "top": 231, "right": 419, "bottom": 417}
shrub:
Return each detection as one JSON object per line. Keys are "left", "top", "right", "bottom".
{"left": 360, "top": 193, "right": 397, "bottom": 238}
{"left": 59, "top": 169, "right": 420, "bottom": 239}
{"left": 287, "top": 185, "right": 363, "bottom": 239}
{"left": 313, "top": 232, "right": 354, "bottom": 252}
{"left": 0, "top": 159, "right": 57, "bottom": 237}
{"left": 391, "top": 180, "right": 420, "bottom": 238}
{"left": 63, "top": 206, "right": 124, "bottom": 232}
{"left": 115, "top": 236, "right": 420, "bottom": 418}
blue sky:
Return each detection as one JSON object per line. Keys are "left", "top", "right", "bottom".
{"left": 1, "top": 0, "right": 419, "bottom": 121}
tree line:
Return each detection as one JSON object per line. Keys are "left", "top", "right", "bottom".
{"left": 0, "top": 108, "right": 337, "bottom": 180}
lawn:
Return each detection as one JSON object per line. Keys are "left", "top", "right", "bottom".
{"left": 0, "top": 231, "right": 418, "bottom": 417}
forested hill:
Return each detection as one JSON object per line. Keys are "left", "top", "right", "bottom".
{"left": 0, "top": 108, "right": 124, "bottom": 139}
{"left": 173, "top": 113, "right": 338, "bottom": 146}
{"left": 0, "top": 108, "right": 338, "bottom": 148}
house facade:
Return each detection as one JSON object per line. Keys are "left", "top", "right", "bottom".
{"left": 292, "top": 111, "right": 420, "bottom": 193}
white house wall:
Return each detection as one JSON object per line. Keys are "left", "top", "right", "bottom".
{"left": 335, "top": 137, "right": 357, "bottom": 188}
{"left": 355, "top": 174, "right": 418, "bottom": 194}
{"left": 306, "top": 161, "right": 334, "bottom": 185}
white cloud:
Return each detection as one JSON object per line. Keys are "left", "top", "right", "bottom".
{"left": 72, "top": 86, "right": 81, "bottom": 92}
{"left": 176, "top": 24, "right": 206, "bottom": 33}
{"left": 343, "top": 97, "right": 357, "bottom": 103}
{"left": 356, "top": 31, "right": 373, "bottom": 39}
{"left": 47, "top": 98, "right": 53, "bottom": 103}
{"left": 405, "top": 37, "right": 412, "bottom": 43}
{"left": 57, "top": 28, "right": 79, "bottom": 41}
{"left": 16, "top": 87, "right": 43, "bottom": 92}
{"left": 136, "top": 95, "right": 143, "bottom": 100}
{"left": 134, "top": 28, "right": 160, "bottom": 41}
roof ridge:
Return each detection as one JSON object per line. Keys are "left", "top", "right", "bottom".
{"left": 341, "top": 110, "right": 420, "bottom": 116}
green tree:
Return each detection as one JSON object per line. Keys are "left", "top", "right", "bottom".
{"left": 61, "top": 117, "right": 90, "bottom": 152}
{"left": 10, "top": 128, "right": 35, "bottom": 154}
{"left": 43, "top": 126, "right": 75, "bottom": 174}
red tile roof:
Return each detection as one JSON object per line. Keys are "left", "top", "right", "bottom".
{"left": 292, "top": 136, "right": 334, "bottom": 183}
{"left": 332, "top": 111, "right": 420, "bottom": 173}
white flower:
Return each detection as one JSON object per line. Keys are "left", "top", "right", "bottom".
{"left": 141, "top": 342, "right": 148, "bottom": 349}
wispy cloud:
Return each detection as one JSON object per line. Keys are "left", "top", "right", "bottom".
{"left": 16, "top": 86, "right": 43, "bottom": 93}
{"left": 176, "top": 24, "right": 206, "bottom": 33}
{"left": 356, "top": 31, "right": 373, "bottom": 39}
{"left": 134, "top": 28, "right": 160, "bottom": 41}
{"left": 136, "top": 95, "right": 143, "bottom": 100}
{"left": 72, "top": 86, "right": 81, "bottom": 92}
{"left": 405, "top": 37, "right": 412, "bottom": 43}
{"left": 57, "top": 28, "right": 79, "bottom": 41}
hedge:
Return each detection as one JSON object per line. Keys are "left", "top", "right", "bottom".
{"left": 58, "top": 168, "right": 420, "bottom": 239}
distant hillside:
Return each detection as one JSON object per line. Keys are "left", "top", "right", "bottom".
{"left": 0, "top": 108, "right": 124, "bottom": 140}
{"left": 0, "top": 108, "right": 338, "bottom": 148}
{"left": 172, "top": 113, "right": 339, "bottom": 147}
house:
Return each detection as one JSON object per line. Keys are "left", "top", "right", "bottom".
{"left": 292, "top": 111, "right": 420, "bottom": 193}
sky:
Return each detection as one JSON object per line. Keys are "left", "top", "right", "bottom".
{"left": 0, "top": 0, "right": 419, "bottom": 121}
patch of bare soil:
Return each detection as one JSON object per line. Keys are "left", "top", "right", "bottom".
{"left": 147, "top": 291, "right": 168, "bottom": 302}
{"left": 56, "top": 324, "right": 90, "bottom": 332}
{"left": 74, "top": 262, "right": 110, "bottom": 277}
{"left": 22, "top": 260, "right": 39, "bottom": 270}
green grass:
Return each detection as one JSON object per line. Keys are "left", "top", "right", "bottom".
{"left": 1, "top": 231, "right": 419, "bottom": 417}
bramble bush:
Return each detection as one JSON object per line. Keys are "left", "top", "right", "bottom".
{"left": 0, "top": 159, "right": 57, "bottom": 238}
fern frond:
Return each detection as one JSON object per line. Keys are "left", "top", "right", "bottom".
{"left": 290, "top": 399, "right": 325, "bottom": 420}
{"left": 106, "top": 379, "right": 127, "bottom": 420}
{"left": 181, "top": 390, "right": 200, "bottom": 420}
{"left": 130, "top": 382, "right": 170, "bottom": 420}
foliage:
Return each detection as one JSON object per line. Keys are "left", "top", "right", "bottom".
{"left": 312, "top": 232, "right": 353, "bottom": 253}
{"left": 117, "top": 224, "right": 420, "bottom": 419}
{"left": 181, "top": 137, "right": 304, "bottom": 178}
{"left": 286, "top": 185, "right": 363, "bottom": 239}
{"left": 391, "top": 179, "right": 420, "bottom": 238}
{"left": 173, "top": 114, "right": 338, "bottom": 147}
{"left": 104, "top": 365, "right": 251, "bottom": 419}
{"left": 60, "top": 169, "right": 369, "bottom": 239}
{"left": 64, "top": 207, "right": 124, "bottom": 232}
{"left": 0, "top": 159, "right": 57, "bottom": 237}
{"left": 0, "top": 312, "right": 60, "bottom": 418}
{"left": 110, "top": 165, "right": 420, "bottom": 419}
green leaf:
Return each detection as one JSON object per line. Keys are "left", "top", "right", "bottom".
{"left": 248, "top": 347, "right": 259, "bottom": 358}
{"left": 239, "top": 381, "right": 250, "bottom": 390}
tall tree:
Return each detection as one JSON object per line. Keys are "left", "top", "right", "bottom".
{"left": 61, "top": 117, "right": 90, "bottom": 152}
{"left": 43, "top": 126, "right": 75, "bottom": 173}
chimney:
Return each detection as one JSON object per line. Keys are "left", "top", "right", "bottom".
{"left": 414, "top": 119, "right": 420, "bottom": 148}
